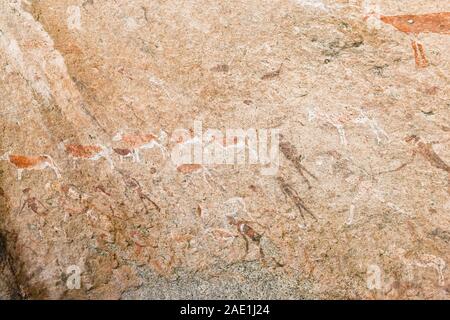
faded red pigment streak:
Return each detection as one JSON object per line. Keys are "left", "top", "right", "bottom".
{"left": 65, "top": 144, "right": 103, "bottom": 158}
{"left": 176, "top": 163, "right": 203, "bottom": 174}
{"left": 113, "top": 131, "right": 165, "bottom": 162}
{"left": 64, "top": 144, "right": 114, "bottom": 169}
{"left": 8, "top": 155, "right": 49, "bottom": 169}
{"left": 113, "top": 148, "right": 133, "bottom": 156}
{"left": 119, "top": 133, "right": 158, "bottom": 148}
{"left": 379, "top": 12, "right": 450, "bottom": 68}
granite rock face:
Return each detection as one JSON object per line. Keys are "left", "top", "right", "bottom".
{"left": 0, "top": 0, "right": 449, "bottom": 299}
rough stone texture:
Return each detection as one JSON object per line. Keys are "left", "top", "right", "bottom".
{"left": 0, "top": 0, "right": 449, "bottom": 299}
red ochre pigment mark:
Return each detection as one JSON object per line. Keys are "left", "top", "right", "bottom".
{"left": 406, "top": 135, "right": 450, "bottom": 195}
{"left": 227, "top": 216, "right": 262, "bottom": 243}
{"left": 113, "top": 148, "right": 133, "bottom": 157}
{"left": 122, "top": 175, "right": 160, "bottom": 212}
{"left": 18, "top": 188, "right": 47, "bottom": 215}
{"left": 95, "top": 184, "right": 111, "bottom": 197}
{"left": 176, "top": 163, "right": 203, "bottom": 174}
{"left": 113, "top": 131, "right": 165, "bottom": 162}
{"left": 120, "top": 133, "right": 158, "bottom": 148}
{"left": 208, "top": 134, "right": 239, "bottom": 147}
{"left": 279, "top": 135, "right": 318, "bottom": 189}
{"left": 65, "top": 144, "right": 103, "bottom": 158}
{"left": 210, "top": 64, "right": 230, "bottom": 72}
{"left": 405, "top": 135, "right": 450, "bottom": 173}
{"left": 131, "top": 231, "right": 148, "bottom": 245}
{"left": 113, "top": 148, "right": 135, "bottom": 163}
{"left": 380, "top": 13, "right": 450, "bottom": 35}
{"left": 1, "top": 153, "right": 61, "bottom": 180}
{"left": 175, "top": 163, "right": 222, "bottom": 189}
{"left": 65, "top": 144, "right": 114, "bottom": 169}
{"left": 8, "top": 155, "right": 47, "bottom": 168}
{"left": 378, "top": 12, "right": 450, "bottom": 68}
{"left": 278, "top": 176, "right": 317, "bottom": 223}
{"left": 411, "top": 41, "right": 429, "bottom": 68}
{"left": 226, "top": 216, "right": 280, "bottom": 265}
{"left": 0, "top": 187, "right": 11, "bottom": 207}
{"left": 227, "top": 216, "right": 264, "bottom": 258}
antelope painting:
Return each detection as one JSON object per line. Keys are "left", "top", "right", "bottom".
{"left": 370, "top": 12, "right": 450, "bottom": 68}
{"left": 204, "top": 131, "right": 258, "bottom": 160}
{"left": 113, "top": 130, "right": 167, "bottom": 162}
{"left": 0, "top": 152, "right": 61, "bottom": 180}
{"left": 64, "top": 144, "right": 114, "bottom": 169}
{"left": 113, "top": 147, "right": 135, "bottom": 162}
{"left": 405, "top": 135, "right": 449, "bottom": 173}
{"left": 176, "top": 163, "right": 221, "bottom": 189}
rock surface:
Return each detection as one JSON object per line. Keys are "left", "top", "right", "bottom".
{"left": 0, "top": 0, "right": 449, "bottom": 299}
